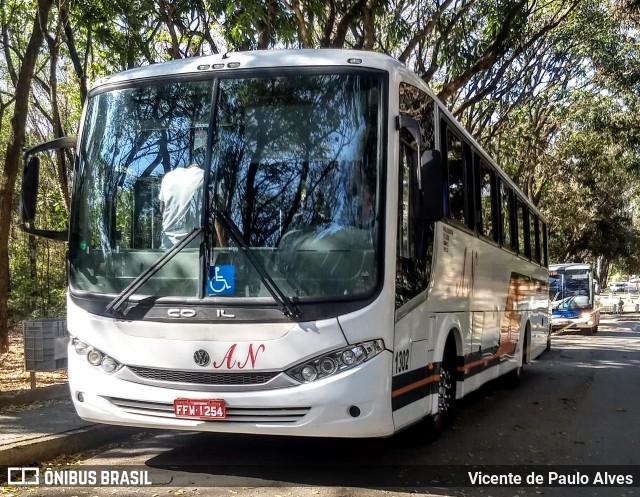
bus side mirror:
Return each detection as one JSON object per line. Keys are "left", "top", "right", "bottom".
{"left": 21, "top": 156, "right": 40, "bottom": 225}
{"left": 412, "top": 149, "right": 443, "bottom": 222}
{"left": 19, "top": 136, "right": 77, "bottom": 242}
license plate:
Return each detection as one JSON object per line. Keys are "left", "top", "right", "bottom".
{"left": 173, "top": 399, "right": 226, "bottom": 420}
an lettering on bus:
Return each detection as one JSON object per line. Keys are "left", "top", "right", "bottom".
{"left": 212, "top": 343, "right": 266, "bottom": 369}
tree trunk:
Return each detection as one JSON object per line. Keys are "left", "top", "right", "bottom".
{"left": 46, "top": 26, "right": 71, "bottom": 213}
{"left": 0, "top": 0, "right": 54, "bottom": 353}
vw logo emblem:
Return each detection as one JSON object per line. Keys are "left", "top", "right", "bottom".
{"left": 193, "top": 349, "right": 210, "bottom": 367}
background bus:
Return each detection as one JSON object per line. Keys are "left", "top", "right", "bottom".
{"left": 20, "top": 49, "right": 549, "bottom": 439}
{"left": 549, "top": 263, "right": 601, "bottom": 333}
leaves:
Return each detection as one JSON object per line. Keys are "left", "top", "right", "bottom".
{"left": 0, "top": 0, "right": 639, "bottom": 334}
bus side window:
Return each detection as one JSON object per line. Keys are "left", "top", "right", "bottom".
{"left": 542, "top": 222, "right": 549, "bottom": 267}
{"left": 396, "top": 129, "right": 432, "bottom": 310}
{"left": 477, "top": 160, "right": 496, "bottom": 241}
{"left": 444, "top": 125, "right": 466, "bottom": 225}
{"left": 531, "top": 212, "right": 541, "bottom": 264}
{"left": 399, "top": 83, "right": 435, "bottom": 150}
{"left": 516, "top": 198, "right": 530, "bottom": 258}
{"left": 499, "top": 179, "right": 514, "bottom": 251}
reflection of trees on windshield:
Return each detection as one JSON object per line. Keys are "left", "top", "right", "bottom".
{"left": 70, "top": 73, "right": 382, "bottom": 300}
{"left": 71, "top": 81, "right": 213, "bottom": 295}
{"left": 74, "top": 81, "right": 213, "bottom": 254}
{"left": 211, "top": 74, "right": 381, "bottom": 247}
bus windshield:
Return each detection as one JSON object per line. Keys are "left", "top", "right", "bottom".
{"left": 549, "top": 269, "right": 592, "bottom": 309}
{"left": 69, "top": 72, "right": 383, "bottom": 302}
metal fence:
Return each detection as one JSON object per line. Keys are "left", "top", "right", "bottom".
{"left": 23, "top": 318, "right": 68, "bottom": 372}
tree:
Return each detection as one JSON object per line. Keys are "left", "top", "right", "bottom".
{"left": 0, "top": 0, "right": 639, "bottom": 345}
{"left": 0, "top": 0, "right": 54, "bottom": 353}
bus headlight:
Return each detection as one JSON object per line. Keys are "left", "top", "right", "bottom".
{"left": 286, "top": 339, "right": 384, "bottom": 383}
{"left": 74, "top": 340, "right": 90, "bottom": 355}
{"left": 300, "top": 365, "right": 318, "bottom": 382}
{"left": 101, "top": 357, "right": 119, "bottom": 374}
{"left": 87, "top": 349, "right": 103, "bottom": 365}
{"left": 71, "top": 337, "right": 122, "bottom": 374}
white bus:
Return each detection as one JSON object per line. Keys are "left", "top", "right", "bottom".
{"left": 20, "top": 49, "right": 550, "bottom": 439}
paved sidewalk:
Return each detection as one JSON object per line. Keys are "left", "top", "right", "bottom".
{"left": 0, "top": 390, "right": 140, "bottom": 466}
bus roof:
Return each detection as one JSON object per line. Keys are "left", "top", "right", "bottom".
{"left": 89, "top": 49, "right": 405, "bottom": 90}
{"left": 549, "top": 263, "right": 592, "bottom": 271}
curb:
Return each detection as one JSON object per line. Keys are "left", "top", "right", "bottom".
{"left": 0, "top": 384, "right": 69, "bottom": 408}
{"left": 0, "top": 425, "right": 143, "bottom": 466}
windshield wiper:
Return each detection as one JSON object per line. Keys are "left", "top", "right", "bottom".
{"left": 553, "top": 295, "right": 576, "bottom": 310}
{"left": 105, "top": 227, "right": 203, "bottom": 316}
{"left": 212, "top": 209, "right": 301, "bottom": 319}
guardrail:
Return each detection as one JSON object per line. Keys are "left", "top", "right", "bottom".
{"left": 600, "top": 296, "right": 640, "bottom": 314}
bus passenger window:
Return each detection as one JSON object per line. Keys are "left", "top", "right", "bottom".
{"left": 516, "top": 199, "right": 529, "bottom": 258}
{"left": 446, "top": 128, "right": 465, "bottom": 224}
{"left": 500, "top": 181, "right": 513, "bottom": 250}
{"left": 479, "top": 163, "right": 494, "bottom": 240}
{"left": 532, "top": 213, "right": 541, "bottom": 263}
{"left": 542, "top": 222, "right": 549, "bottom": 267}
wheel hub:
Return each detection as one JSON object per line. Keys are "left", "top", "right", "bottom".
{"left": 438, "top": 368, "right": 452, "bottom": 413}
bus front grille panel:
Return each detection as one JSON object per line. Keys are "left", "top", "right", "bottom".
{"left": 105, "top": 397, "right": 311, "bottom": 423}
{"left": 128, "top": 366, "right": 279, "bottom": 385}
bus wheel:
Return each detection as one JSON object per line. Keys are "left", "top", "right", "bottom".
{"left": 545, "top": 330, "right": 551, "bottom": 352}
{"left": 424, "top": 338, "right": 457, "bottom": 440}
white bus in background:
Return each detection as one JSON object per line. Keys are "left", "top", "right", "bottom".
{"left": 549, "top": 263, "right": 601, "bottom": 334}
{"left": 20, "top": 49, "right": 550, "bottom": 439}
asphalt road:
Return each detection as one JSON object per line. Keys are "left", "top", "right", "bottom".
{"left": 11, "top": 315, "right": 640, "bottom": 497}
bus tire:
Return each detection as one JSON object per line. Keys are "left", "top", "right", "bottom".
{"left": 545, "top": 331, "right": 551, "bottom": 352}
{"left": 425, "top": 335, "right": 457, "bottom": 441}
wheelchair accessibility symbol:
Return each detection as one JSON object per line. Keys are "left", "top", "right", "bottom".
{"left": 207, "top": 265, "right": 235, "bottom": 295}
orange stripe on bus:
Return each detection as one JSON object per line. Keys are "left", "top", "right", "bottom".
{"left": 457, "top": 345, "right": 516, "bottom": 372}
{"left": 391, "top": 374, "right": 440, "bottom": 398}
{"left": 458, "top": 355, "right": 496, "bottom": 371}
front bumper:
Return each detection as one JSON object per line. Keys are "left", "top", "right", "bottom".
{"left": 551, "top": 316, "right": 594, "bottom": 331}
{"left": 69, "top": 349, "right": 395, "bottom": 438}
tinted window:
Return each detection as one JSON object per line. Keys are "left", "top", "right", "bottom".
{"left": 396, "top": 129, "right": 433, "bottom": 309}
{"left": 210, "top": 74, "right": 383, "bottom": 299}
{"left": 71, "top": 74, "right": 384, "bottom": 301}
{"left": 542, "top": 222, "right": 549, "bottom": 266}
{"left": 399, "top": 83, "right": 435, "bottom": 150}
{"left": 478, "top": 162, "right": 495, "bottom": 240}
{"left": 500, "top": 180, "right": 513, "bottom": 250}
{"left": 532, "top": 212, "right": 541, "bottom": 263}
{"left": 516, "top": 199, "right": 529, "bottom": 258}
{"left": 446, "top": 127, "right": 465, "bottom": 224}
